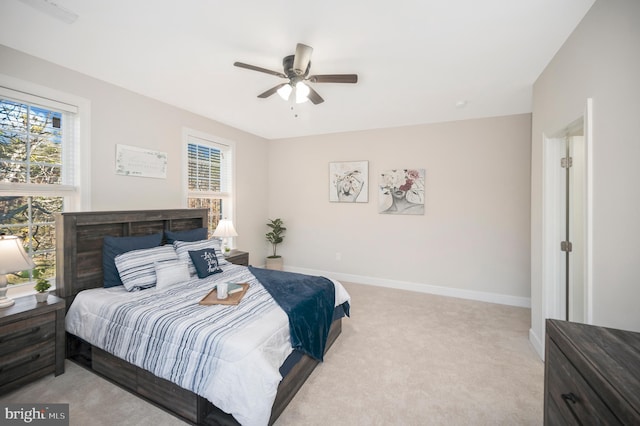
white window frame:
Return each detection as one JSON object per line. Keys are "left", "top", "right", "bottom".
{"left": 0, "top": 74, "right": 91, "bottom": 209}
{"left": 0, "top": 74, "right": 91, "bottom": 297}
{"left": 182, "top": 127, "right": 236, "bottom": 239}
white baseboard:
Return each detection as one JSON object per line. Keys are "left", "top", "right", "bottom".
{"left": 282, "top": 265, "right": 531, "bottom": 309}
{"left": 529, "top": 328, "right": 544, "bottom": 360}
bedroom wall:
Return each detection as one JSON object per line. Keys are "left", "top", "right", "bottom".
{"left": 0, "top": 45, "right": 270, "bottom": 260}
{"left": 268, "top": 114, "right": 532, "bottom": 306}
{"left": 530, "top": 0, "right": 640, "bottom": 356}
{"left": 0, "top": 44, "right": 532, "bottom": 307}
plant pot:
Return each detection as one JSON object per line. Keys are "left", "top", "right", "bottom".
{"left": 35, "top": 292, "right": 49, "bottom": 303}
{"left": 265, "top": 257, "right": 283, "bottom": 271}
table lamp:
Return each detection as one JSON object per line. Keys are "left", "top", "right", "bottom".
{"left": 0, "top": 234, "right": 36, "bottom": 308}
{"left": 212, "top": 219, "right": 238, "bottom": 256}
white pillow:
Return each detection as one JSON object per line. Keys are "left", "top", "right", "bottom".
{"left": 173, "top": 238, "right": 229, "bottom": 276}
{"left": 155, "top": 260, "right": 190, "bottom": 290}
{"left": 115, "top": 245, "right": 178, "bottom": 291}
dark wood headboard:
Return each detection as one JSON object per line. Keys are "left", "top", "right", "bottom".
{"left": 55, "top": 209, "right": 208, "bottom": 307}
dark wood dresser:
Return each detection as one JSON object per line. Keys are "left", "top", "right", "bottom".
{"left": 544, "top": 319, "right": 640, "bottom": 425}
{"left": 0, "top": 294, "right": 65, "bottom": 395}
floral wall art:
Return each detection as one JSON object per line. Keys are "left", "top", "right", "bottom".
{"left": 379, "top": 169, "right": 425, "bottom": 214}
{"left": 329, "top": 161, "right": 368, "bottom": 203}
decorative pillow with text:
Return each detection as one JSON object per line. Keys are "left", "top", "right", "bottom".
{"left": 188, "top": 248, "right": 223, "bottom": 279}
{"left": 174, "top": 238, "right": 229, "bottom": 276}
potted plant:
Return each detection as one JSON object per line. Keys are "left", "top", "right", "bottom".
{"left": 34, "top": 277, "right": 51, "bottom": 303}
{"left": 265, "top": 218, "right": 286, "bottom": 270}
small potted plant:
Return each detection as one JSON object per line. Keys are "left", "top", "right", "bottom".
{"left": 265, "top": 218, "right": 286, "bottom": 270}
{"left": 34, "top": 277, "right": 51, "bottom": 303}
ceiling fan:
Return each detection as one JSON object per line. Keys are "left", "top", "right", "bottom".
{"left": 233, "top": 43, "right": 358, "bottom": 105}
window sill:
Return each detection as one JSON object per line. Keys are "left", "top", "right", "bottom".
{"left": 6, "top": 283, "right": 57, "bottom": 300}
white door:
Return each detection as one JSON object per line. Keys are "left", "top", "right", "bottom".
{"left": 543, "top": 114, "right": 588, "bottom": 323}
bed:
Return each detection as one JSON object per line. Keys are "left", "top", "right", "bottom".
{"left": 55, "top": 209, "right": 350, "bottom": 425}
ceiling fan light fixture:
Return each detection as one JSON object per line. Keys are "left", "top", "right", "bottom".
{"left": 295, "top": 81, "right": 310, "bottom": 104}
{"left": 233, "top": 42, "right": 358, "bottom": 105}
{"left": 277, "top": 84, "right": 292, "bottom": 101}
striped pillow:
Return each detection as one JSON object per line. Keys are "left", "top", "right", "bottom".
{"left": 115, "top": 245, "right": 178, "bottom": 291}
{"left": 173, "top": 238, "right": 229, "bottom": 276}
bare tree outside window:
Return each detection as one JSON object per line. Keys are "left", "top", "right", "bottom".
{"left": 0, "top": 98, "right": 68, "bottom": 284}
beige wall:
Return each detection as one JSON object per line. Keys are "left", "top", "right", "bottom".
{"left": 268, "top": 114, "right": 532, "bottom": 305}
{"left": 531, "top": 0, "right": 640, "bottom": 355}
{"left": 1, "top": 44, "right": 533, "bottom": 308}
{"left": 0, "top": 45, "right": 270, "bottom": 260}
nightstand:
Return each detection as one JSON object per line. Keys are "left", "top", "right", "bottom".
{"left": 225, "top": 250, "right": 249, "bottom": 266}
{"left": 0, "top": 294, "right": 65, "bottom": 395}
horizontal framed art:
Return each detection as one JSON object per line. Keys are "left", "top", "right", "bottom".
{"left": 329, "top": 161, "right": 368, "bottom": 203}
{"left": 115, "top": 144, "right": 168, "bottom": 179}
{"left": 379, "top": 168, "right": 425, "bottom": 215}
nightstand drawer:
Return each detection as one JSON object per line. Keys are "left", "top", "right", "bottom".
{"left": 0, "top": 311, "right": 55, "bottom": 357}
{"left": 0, "top": 295, "right": 65, "bottom": 396}
{"left": 0, "top": 339, "right": 55, "bottom": 387}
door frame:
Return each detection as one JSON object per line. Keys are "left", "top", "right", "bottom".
{"left": 542, "top": 98, "right": 593, "bottom": 324}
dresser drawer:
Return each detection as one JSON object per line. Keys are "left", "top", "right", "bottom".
{"left": 546, "top": 339, "right": 621, "bottom": 425}
{"left": 0, "top": 339, "right": 55, "bottom": 387}
{"left": 0, "top": 312, "right": 55, "bottom": 358}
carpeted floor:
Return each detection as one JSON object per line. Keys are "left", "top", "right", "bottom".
{"left": 1, "top": 282, "right": 544, "bottom": 425}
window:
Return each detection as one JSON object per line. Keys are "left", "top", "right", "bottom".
{"left": 184, "top": 130, "right": 234, "bottom": 237}
{"left": 0, "top": 84, "right": 83, "bottom": 286}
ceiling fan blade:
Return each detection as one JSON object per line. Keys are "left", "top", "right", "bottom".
{"left": 258, "top": 83, "right": 288, "bottom": 99}
{"left": 306, "top": 86, "right": 324, "bottom": 105}
{"left": 233, "top": 62, "right": 286, "bottom": 79}
{"left": 293, "top": 43, "right": 313, "bottom": 76}
{"left": 308, "top": 74, "right": 358, "bottom": 84}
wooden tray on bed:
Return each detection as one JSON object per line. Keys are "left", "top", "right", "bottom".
{"left": 199, "top": 283, "right": 249, "bottom": 305}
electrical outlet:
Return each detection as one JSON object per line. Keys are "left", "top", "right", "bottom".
{"left": 335, "top": 252, "right": 342, "bottom": 261}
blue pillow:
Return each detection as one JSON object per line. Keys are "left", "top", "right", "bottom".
{"left": 164, "top": 227, "right": 208, "bottom": 244}
{"left": 188, "top": 248, "right": 223, "bottom": 279}
{"left": 102, "top": 232, "right": 163, "bottom": 288}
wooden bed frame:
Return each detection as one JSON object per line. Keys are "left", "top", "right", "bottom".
{"left": 55, "top": 209, "right": 343, "bottom": 425}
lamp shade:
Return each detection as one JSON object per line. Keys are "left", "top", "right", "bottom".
{"left": 0, "top": 235, "right": 35, "bottom": 274}
{"left": 212, "top": 219, "right": 238, "bottom": 238}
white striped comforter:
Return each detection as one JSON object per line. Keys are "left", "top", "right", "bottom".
{"left": 66, "top": 264, "right": 350, "bottom": 425}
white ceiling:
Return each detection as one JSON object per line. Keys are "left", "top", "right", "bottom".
{"left": 0, "top": 0, "right": 595, "bottom": 139}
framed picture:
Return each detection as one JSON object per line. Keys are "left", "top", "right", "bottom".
{"left": 329, "top": 161, "right": 368, "bottom": 203}
{"left": 115, "top": 144, "right": 168, "bottom": 179}
{"left": 379, "top": 168, "right": 425, "bottom": 215}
